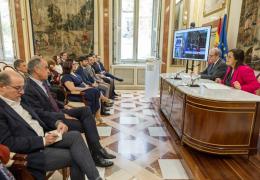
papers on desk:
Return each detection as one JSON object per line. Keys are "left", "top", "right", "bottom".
{"left": 201, "top": 83, "right": 231, "bottom": 90}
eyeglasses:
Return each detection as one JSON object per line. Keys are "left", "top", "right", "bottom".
{"left": 7, "top": 85, "right": 24, "bottom": 92}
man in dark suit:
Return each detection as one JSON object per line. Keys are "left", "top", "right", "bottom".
{"left": 200, "top": 48, "right": 227, "bottom": 80}
{"left": 22, "top": 56, "right": 115, "bottom": 167}
{"left": 91, "top": 54, "right": 123, "bottom": 82}
{"left": 0, "top": 70, "right": 101, "bottom": 180}
{"left": 76, "top": 55, "right": 110, "bottom": 98}
{"left": 13, "top": 59, "right": 29, "bottom": 78}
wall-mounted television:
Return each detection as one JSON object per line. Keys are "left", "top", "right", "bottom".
{"left": 173, "top": 26, "right": 211, "bottom": 61}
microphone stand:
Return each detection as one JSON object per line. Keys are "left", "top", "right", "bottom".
{"left": 174, "top": 70, "right": 186, "bottom": 80}
{"left": 188, "top": 76, "right": 200, "bottom": 87}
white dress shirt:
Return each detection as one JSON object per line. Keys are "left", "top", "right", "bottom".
{"left": 0, "top": 95, "right": 44, "bottom": 137}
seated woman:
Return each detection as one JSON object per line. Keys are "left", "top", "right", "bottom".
{"left": 61, "top": 60, "right": 103, "bottom": 122}
{"left": 47, "top": 60, "right": 65, "bottom": 102}
{"left": 216, "top": 48, "right": 260, "bottom": 94}
{"left": 52, "top": 55, "right": 63, "bottom": 74}
{"left": 48, "top": 60, "right": 60, "bottom": 85}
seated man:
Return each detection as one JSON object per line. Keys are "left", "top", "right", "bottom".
{"left": 76, "top": 55, "right": 110, "bottom": 99}
{"left": 88, "top": 55, "right": 117, "bottom": 98}
{"left": 13, "top": 59, "right": 29, "bottom": 78}
{"left": 92, "top": 54, "right": 123, "bottom": 82}
{"left": 0, "top": 71, "right": 101, "bottom": 180}
{"left": 200, "top": 48, "right": 227, "bottom": 81}
{"left": 22, "top": 56, "right": 115, "bottom": 167}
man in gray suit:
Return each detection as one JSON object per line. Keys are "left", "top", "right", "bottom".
{"left": 0, "top": 70, "right": 101, "bottom": 180}
{"left": 200, "top": 48, "right": 227, "bottom": 80}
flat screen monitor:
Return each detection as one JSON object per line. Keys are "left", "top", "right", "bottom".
{"left": 173, "top": 26, "right": 211, "bottom": 61}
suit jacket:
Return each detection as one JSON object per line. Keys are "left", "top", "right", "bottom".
{"left": 92, "top": 62, "right": 105, "bottom": 74}
{"left": 75, "top": 66, "right": 93, "bottom": 85}
{"left": 22, "top": 78, "right": 64, "bottom": 129}
{"left": 84, "top": 65, "right": 98, "bottom": 83}
{"left": 0, "top": 98, "right": 48, "bottom": 179}
{"left": 221, "top": 65, "right": 260, "bottom": 94}
{"left": 201, "top": 59, "right": 227, "bottom": 80}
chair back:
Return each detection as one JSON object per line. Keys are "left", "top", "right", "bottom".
{"left": 60, "top": 85, "right": 87, "bottom": 108}
{"left": 0, "top": 62, "right": 7, "bottom": 72}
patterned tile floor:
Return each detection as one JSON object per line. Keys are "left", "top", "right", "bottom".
{"left": 52, "top": 90, "right": 191, "bottom": 180}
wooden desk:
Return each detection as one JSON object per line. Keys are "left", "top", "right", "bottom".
{"left": 160, "top": 74, "right": 260, "bottom": 155}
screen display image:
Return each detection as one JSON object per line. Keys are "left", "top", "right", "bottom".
{"left": 173, "top": 26, "right": 211, "bottom": 61}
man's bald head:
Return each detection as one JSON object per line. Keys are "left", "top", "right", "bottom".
{"left": 0, "top": 70, "right": 23, "bottom": 85}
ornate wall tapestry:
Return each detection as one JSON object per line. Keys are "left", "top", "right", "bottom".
{"left": 237, "top": 0, "right": 260, "bottom": 70}
{"left": 29, "top": 0, "right": 94, "bottom": 59}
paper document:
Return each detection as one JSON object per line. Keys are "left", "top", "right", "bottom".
{"left": 201, "top": 83, "right": 231, "bottom": 90}
{"left": 45, "top": 130, "right": 62, "bottom": 143}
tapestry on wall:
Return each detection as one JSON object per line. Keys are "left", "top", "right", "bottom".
{"left": 237, "top": 0, "right": 260, "bottom": 71}
{"left": 29, "top": 0, "right": 94, "bottom": 59}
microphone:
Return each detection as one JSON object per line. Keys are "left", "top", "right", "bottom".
{"left": 174, "top": 70, "right": 186, "bottom": 80}
{"left": 188, "top": 75, "right": 200, "bottom": 87}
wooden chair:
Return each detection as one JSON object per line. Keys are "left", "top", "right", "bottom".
{"left": 8, "top": 153, "right": 70, "bottom": 180}
{"left": 3, "top": 65, "right": 17, "bottom": 71}
{"left": 0, "top": 61, "right": 7, "bottom": 72}
{"left": 61, "top": 85, "right": 87, "bottom": 108}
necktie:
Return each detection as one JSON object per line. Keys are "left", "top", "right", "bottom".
{"left": 42, "top": 82, "right": 60, "bottom": 112}
{"left": 209, "top": 64, "right": 214, "bottom": 73}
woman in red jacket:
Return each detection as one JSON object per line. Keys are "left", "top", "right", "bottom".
{"left": 216, "top": 48, "right": 260, "bottom": 94}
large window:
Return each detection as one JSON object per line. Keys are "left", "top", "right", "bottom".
{"left": 0, "top": 0, "right": 15, "bottom": 63}
{"left": 114, "top": 0, "right": 161, "bottom": 63}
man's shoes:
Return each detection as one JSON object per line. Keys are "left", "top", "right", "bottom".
{"left": 92, "top": 153, "right": 114, "bottom": 167}
{"left": 104, "top": 103, "right": 113, "bottom": 107}
{"left": 98, "top": 148, "right": 116, "bottom": 159}
{"left": 116, "top": 78, "right": 124, "bottom": 82}
{"left": 113, "top": 92, "right": 119, "bottom": 97}
{"left": 101, "top": 111, "right": 111, "bottom": 116}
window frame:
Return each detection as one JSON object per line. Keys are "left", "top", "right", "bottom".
{"left": 113, "top": 0, "right": 161, "bottom": 64}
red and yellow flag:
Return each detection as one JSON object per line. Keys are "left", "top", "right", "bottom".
{"left": 214, "top": 18, "right": 222, "bottom": 47}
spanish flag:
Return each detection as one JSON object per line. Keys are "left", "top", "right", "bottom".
{"left": 214, "top": 18, "right": 222, "bottom": 47}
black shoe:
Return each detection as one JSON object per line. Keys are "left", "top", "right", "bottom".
{"left": 92, "top": 153, "right": 114, "bottom": 167}
{"left": 99, "top": 148, "right": 116, "bottom": 159}
{"left": 113, "top": 93, "right": 119, "bottom": 97}
{"left": 101, "top": 111, "right": 111, "bottom": 116}
{"left": 116, "top": 78, "right": 124, "bottom": 82}
{"left": 104, "top": 103, "right": 113, "bottom": 107}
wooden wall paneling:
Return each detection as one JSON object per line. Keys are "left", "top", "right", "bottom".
{"left": 161, "top": 0, "right": 171, "bottom": 73}
{"left": 103, "top": 0, "right": 109, "bottom": 70}
{"left": 14, "top": 0, "right": 25, "bottom": 60}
